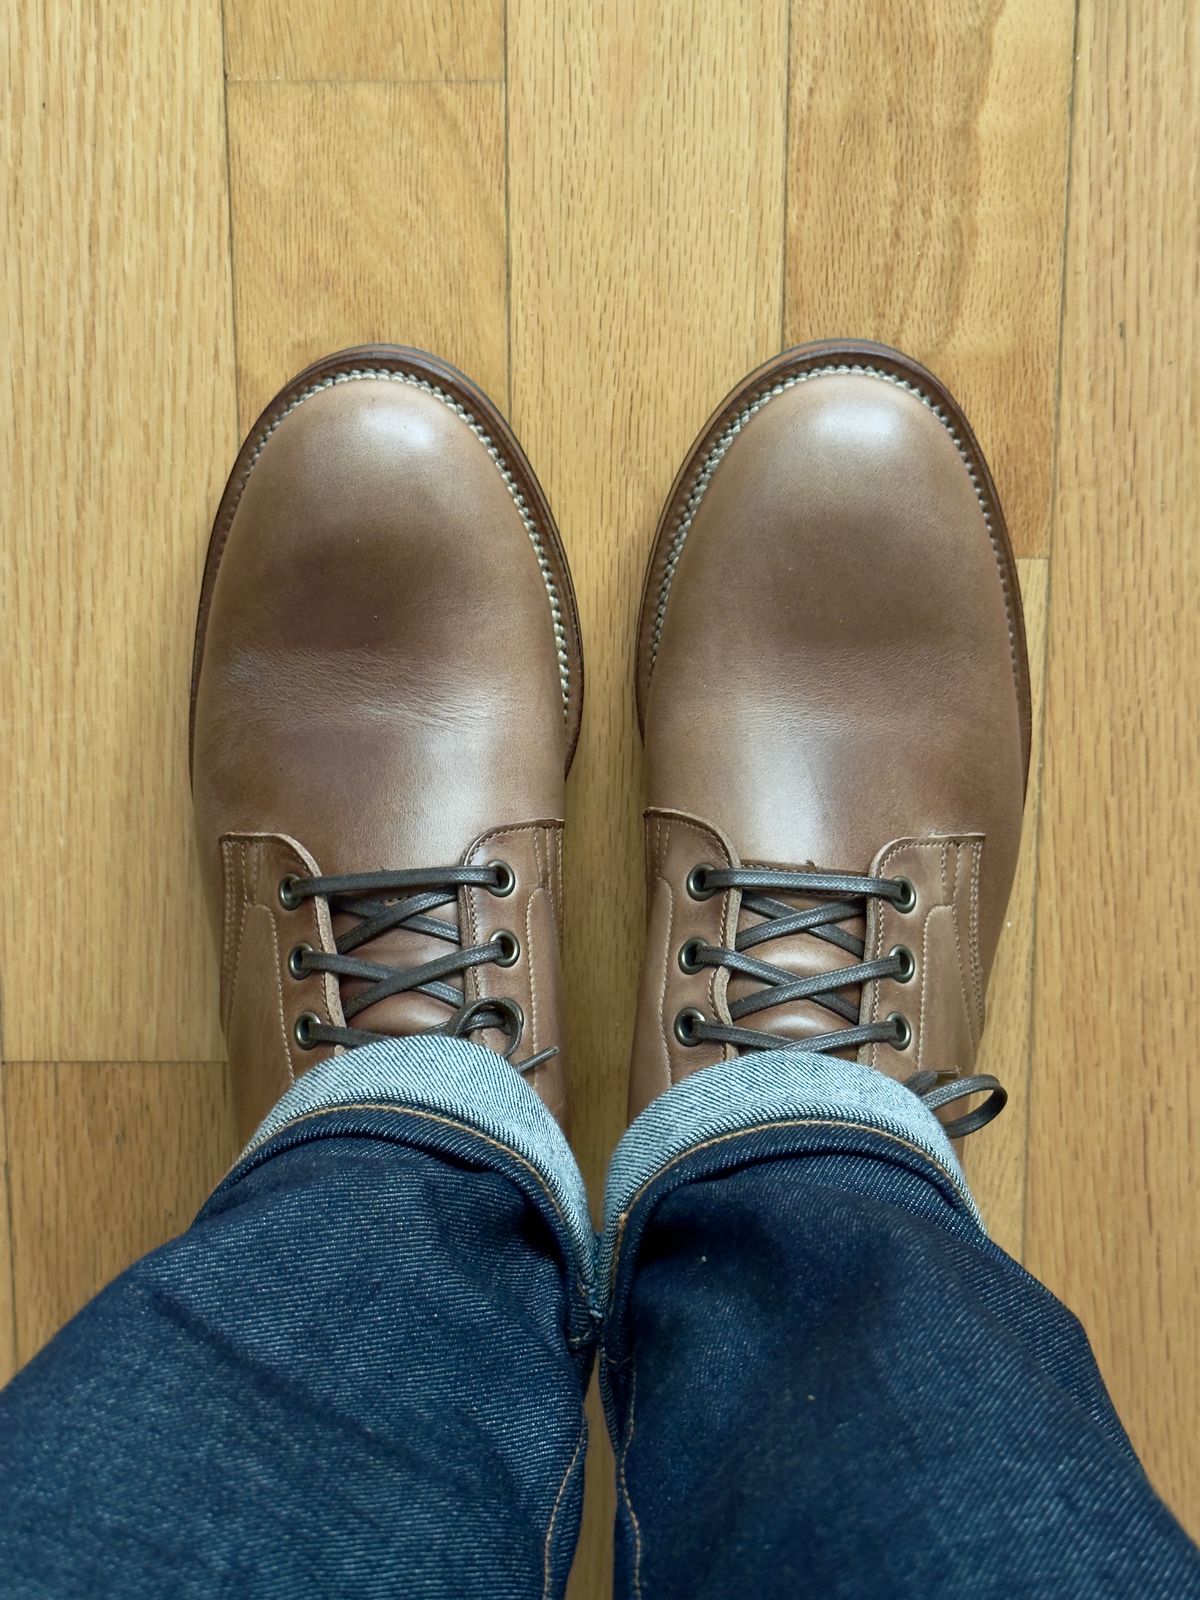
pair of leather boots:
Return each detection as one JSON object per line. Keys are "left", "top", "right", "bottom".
{"left": 191, "top": 341, "right": 1029, "bottom": 1151}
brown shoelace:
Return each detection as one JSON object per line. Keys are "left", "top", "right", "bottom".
{"left": 277, "top": 863, "right": 556, "bottom": 1073}
{"left": 676, "top": 864, "right": 1005, "bottom": 1138}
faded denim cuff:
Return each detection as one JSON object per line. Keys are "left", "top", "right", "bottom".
{"left": 235, "top": 1037, "right": 596, "bottom": 1307}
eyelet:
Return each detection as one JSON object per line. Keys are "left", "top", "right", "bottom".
{"left": 888, "top": 1012, "right": 913, "bottom": 1050}
{"left": 686, "top": 864, "right": 716, "bottom": 900}
{"left": 487, "top": 860, "right": 516, "bottom": 897}
{"left": 492, "top": 929, "right": 521, "bottom": 967}
{"left": 294, "top": 1012, "right": 321, "bottom": 1049}
{"left": 674, "top": 1007, "right": 706, "bottom": 1046}
{"left": 891, "top": 877, "right": 917, "bottom": 914}
{"left": 889, "top": 944, "right": 915, "bottom": 983}
{"left": 278, "top": 874, "right": 302, "bottom": 910}
{"left": 287, "top": 943, "right": 312, "bottom": 980}
{"left": 678, "top": 938, "right": 705, "bottom": 974}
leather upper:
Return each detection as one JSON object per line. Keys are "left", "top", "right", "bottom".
{"left": 192, "top": 349, "right": 580, "bottom": 1143}
{"left": 629, "top": 343, "right": 1030, "bottom": 1123}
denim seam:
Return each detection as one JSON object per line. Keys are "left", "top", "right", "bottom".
{"left": 238, "top": 1100, "right": 594, "bottom": 1307}
{"left": 542, "top": 1423, "right": 587, "bottom": 1600}
{"left": 616, "top": 1356, "right": 645, "bottom": 1600}
{"left": 606, "top": 1117, "right": 966, "bottom": 1301}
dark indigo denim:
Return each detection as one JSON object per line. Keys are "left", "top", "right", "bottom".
{"left": 0, "top": 1106, "right": 593, "bottom": 1599}
{"left": 0, "top": 1078, "right": 1196, "bottom": 1597}
{"left": 602, "top": 1122, "right": 1200, "bottom": 1598}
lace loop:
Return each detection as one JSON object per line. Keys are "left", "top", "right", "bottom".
{"left": 904, "top": 1072, "right": 1007, "bottom": 1138}
{"left": 282, "top": 863, "right": 554, "bottom": 1074}
{"left": 680, "top": 864, "right": 1005, "bottom": 1137}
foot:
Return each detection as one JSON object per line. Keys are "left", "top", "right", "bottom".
{"left": 628, "top": 340, "right": 1030, "bottom": 1140}
{"left": 191, "top": 347, "right": 582, "bottom": 1143}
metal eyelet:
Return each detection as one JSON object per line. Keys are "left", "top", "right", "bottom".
{"left": 487, "top": 860, "right": 516, "bottom": 897}
{"left": 294, "top": 1012, "right": 321, "bottom": 1049}
{"left": 674, "top": 1007, "right": 706, "bottom": 1046}
{"left": 686, "top": 864, "right": 717, "bottom": 900}
{"left": 492, "top": 929, "right": 521, "bottom": 967}
{"left": 287, "top": 943, "right": 312, "bottom": 980}
{"left": 497, "top": 997, "right": 525, "bottom": 1046}
{"left": 678, "top": 938, "right": 705, "bottom": 974}
{"left": 891, "top": 877, "right": 917, "bottom": 914}
{"left": 889, "top": 944, "right": 915, "bottom": 983}
{"left": 888, "top": 1012, "right": 913, "bottom": 1050}
{"left": 278, "top": 874, "right": 302, "bottom": 910}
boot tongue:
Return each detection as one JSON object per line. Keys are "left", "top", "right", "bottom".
{"left": 725, "top": 863, "right": 866, "bottom": 1057}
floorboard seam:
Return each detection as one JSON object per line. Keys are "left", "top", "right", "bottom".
{"left": 220, "top": 0, "right": 244, "bottom": 428}
{"left": 779, "top": 0, "right": 793, "bottom": 347}
{"left": 1022, "top": 0, "right": 1083, "bottom": 1259}
{"left": 502, "top": 0, "right": 513, "bottom": 418}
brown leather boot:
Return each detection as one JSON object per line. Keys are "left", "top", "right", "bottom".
{"left": 628, "top": 340, "right": 1030, "bottom": 1143}
{"left": 191, "top": 346, "right": 582, "bottom": 1145}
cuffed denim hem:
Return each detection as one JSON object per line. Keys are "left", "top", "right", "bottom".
{"left": 225, "top": 1038, "right": 596, "bottom": 1314}
{"left": 599, "top": 1052, "right": 981, "bottom": 1307}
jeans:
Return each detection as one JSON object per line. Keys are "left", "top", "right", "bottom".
{"left": 0, "top": 1040, "right": 1195, "bottom": 1598}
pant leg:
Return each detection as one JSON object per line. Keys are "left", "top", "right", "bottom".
{"left": 0, "top": 1040, "right": 596, "bottom": 1600}
{"left": 600, "top": 1053, "right": 1200, "bottom": 1600}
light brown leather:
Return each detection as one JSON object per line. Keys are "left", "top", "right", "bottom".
{"left": 631, "top": 810, "right": 740, "bottom": 1106}
{"left": 191, "top": 346, "right": 582, "bottom": 1144}
{"left": 628, "top": 339, "right": 1030, "bottom": 1127}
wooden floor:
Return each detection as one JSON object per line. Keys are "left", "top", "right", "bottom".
{"left": 3, "top": 0, "right": 1196, "bottom": 1587}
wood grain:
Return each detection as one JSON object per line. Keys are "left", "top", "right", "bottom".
{"left": 4, "top": 1063, "right": 235, "bottom": 1367}
{"left": 968, "top": 557, "right": 1047, "bottom": 1257}
{"left": 1026, "top": 0, "right": 1199, "bottom": 1536}
{"left": 785, "top": 0, "right": 1076, "bottom": 557}
{"left": 224, "top": 0, "right": 503, "bottom": 83}
{"left": 1, "top": 0, "right": 236, "bottom": 1064}
{"left": 227, "top": 82, "right": 507, "bottom": 428}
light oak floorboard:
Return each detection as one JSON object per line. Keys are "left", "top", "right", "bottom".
{"left": 228, "top": 82, "right": 507, "bottom": 428}
{"left": 1026, "top": 0, "right": 1199, "bottom": 1536}
{"left": 2, "top": 0, "right": 237, "bottom": 1064}
{"left": 224, "top": 0, "right": 503, "bottom": 83}
{"left": 785, "top": 0, "right": 1076, "bottom": 556}
{"left": 969, "top": 557, "right": 1047, "bottom": 1257}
